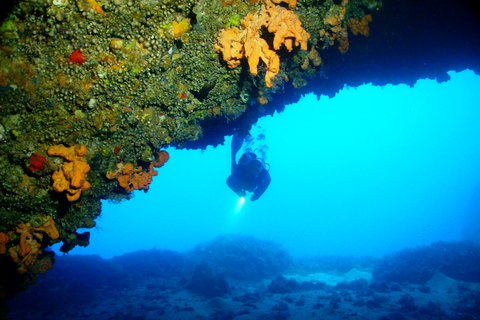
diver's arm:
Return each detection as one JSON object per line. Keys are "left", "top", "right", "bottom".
{"left": 231, "top": 154, "right": 237, "bottom": 173}
{"left": 226, "top": 174, "right": 246, "bottom": 197}
{"left": 231, "top": 132, "right": 244, "bottom": 172}
{"left": 251, "top": 170, "right": 271, "bottom": 201}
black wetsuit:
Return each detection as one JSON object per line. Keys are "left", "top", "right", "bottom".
{"left": 227, "top": 158, "right": 271, "bottom": 201}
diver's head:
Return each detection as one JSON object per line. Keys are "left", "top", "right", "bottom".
{"left": 238, "top": 152, "right": 256, "bottom": 166}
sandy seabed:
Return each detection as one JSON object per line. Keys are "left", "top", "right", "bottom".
{"left": 8, "top": 268, "right": 480, "bottom": 320}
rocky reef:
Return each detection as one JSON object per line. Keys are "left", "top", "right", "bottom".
{"left": 373, "top": 241, "right": 480, "bottom": 284}
{"left": 187, "top": 234, "right": 292, "bottom": 280}
{"left": 0, "top": 0, "right": 377, "bottom": 273}
{"left": 2, "top": 0, "right": 480, "bottom": 317}
{"left": 7, "top": 239, "right": 480, "bottom": 320}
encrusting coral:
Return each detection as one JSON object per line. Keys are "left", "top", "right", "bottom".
{"left": 67, "top": 49, "right": 87, "bottom": 65}
{"left": 215, "top": 0, "right": 310, "bottom": 87}
{"left": 302, "top": 47, "right": 322, "bottom": 70}
{"left": 48, "top": 144, "right": 91, "bottom": 201}
{"left": 7, "top": 216, "right": 59, "bottom": 274}
{"left": 320, "top": 2, "right": 373, "bottom": 55}
{"left": 29, "top": 154, "right": 46, "bottom": 172}
{"left": 216, "top": 28, "right": 245, "bottom": 69}
{"left": 34, "top": 215, "right": 60, "bottom": 240}
{"left": 153, "top": 150, "right": 170, "bottom": 167}
{"left": 0, "top": 232, "right": 9, "bottom": 254}
{"left": 171, "top": 19, "right": 192, "bottom": 39}
{"left": 76, "top": 0, "right": 102, "bottom": 14}
{"left": 321, "top": 4, "right": 349, "bottom": 54}
{"left": 106, "top": 150, "right": 169, "bottom": 192}
{"left": 347, "top": 14, "right": 373, "bottom": 37}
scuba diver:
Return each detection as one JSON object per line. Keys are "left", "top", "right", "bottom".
{"left": 226, "top": 132, "right": 271, "bottom": 201}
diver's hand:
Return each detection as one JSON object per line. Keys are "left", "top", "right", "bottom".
{"left": 251, "top": 194, "right": 259, "bottom": 201}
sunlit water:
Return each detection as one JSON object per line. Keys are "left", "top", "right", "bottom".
{"left": 52, "top": 69, "right": 480, "bottom": 259}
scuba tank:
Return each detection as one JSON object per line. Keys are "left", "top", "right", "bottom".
{"left": 239, "top": 151, "right": 270, "bottom": 173}
{"left": 250, "top": 147, "right": 270, "bottom": 172}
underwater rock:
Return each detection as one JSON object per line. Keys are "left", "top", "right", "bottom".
{"left": 185, "top": 261, "right": 231, "bottom": 299}
{"left": 373, "top": 241, "right": 480, "bottom": 284}
{"left": 268, "top": 275, "right": 300, "bottom": 294}
{"left": 379, "top": 312, "right": 409, "bottom": 320}
{"left": 272, "top": 300, "right": 289, "bottom": 311}
{"left": 398, "top": 294, "right": 417, "bottom": 312}
{"left": 187, "top": 234, "right": 292, "bottom": 280}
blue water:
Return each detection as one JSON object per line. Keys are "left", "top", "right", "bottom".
{"left": 52, "top": 69, "right": 480, "bottom": 259}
